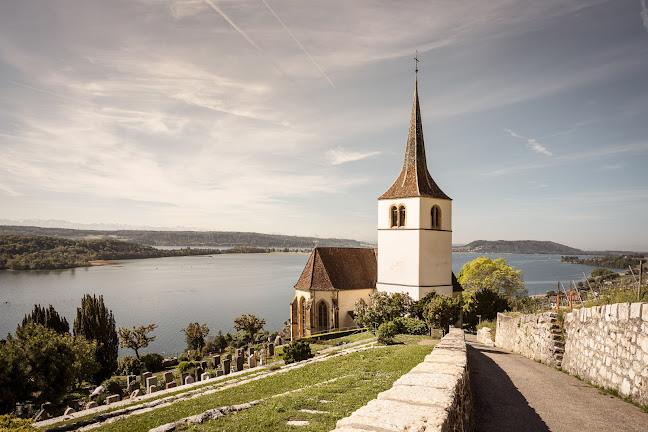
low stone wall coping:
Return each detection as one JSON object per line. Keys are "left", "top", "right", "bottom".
{"left": 330, "top": 328, "right": 471, "bottom": 432}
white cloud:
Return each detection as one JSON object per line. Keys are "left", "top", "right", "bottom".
{"left": 504, "top": 129, "right": 552, "bottom": 156}
{"left": 326, "top": 148, "right": 381, "bottom": 165}
{"left": 601, "top": 163, "right": 623, "bottom": 171}
{"left": 641, "top": 0, "right": 648, "bottom": 32}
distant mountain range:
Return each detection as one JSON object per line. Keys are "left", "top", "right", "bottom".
{"left": 451, "top": 240, "right": 641, "bottom": 255}
{"left": 0, "top": 225, "right": 370, "bottom": 249}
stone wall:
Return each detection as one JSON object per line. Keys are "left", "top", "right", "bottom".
{"left": 476, "top": 327, "right": 494, "bottom": 346}
{"left": 331, "top": 328, "right": 472, "bottom": 432}
{"left": 562, "top": 303, "right": 648, "bottom": 405}
{"left": 495, "top": 312, "right": 563, "bottom": 367}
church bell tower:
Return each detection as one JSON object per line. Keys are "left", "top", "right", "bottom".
{"left": 376, "top": 66, "right": 453, "bottom": 300}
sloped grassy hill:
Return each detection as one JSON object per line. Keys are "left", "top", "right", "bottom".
{"left": 454, "top": 240, "right": 584, "bottom": 255}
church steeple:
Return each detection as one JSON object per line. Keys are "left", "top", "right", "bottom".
{"left": 379, "top": 68, "right": 450, "bottom": 200}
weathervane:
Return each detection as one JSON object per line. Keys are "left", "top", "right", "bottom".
{"left": 414, "top": 51, "right": 419, "bottom": 76}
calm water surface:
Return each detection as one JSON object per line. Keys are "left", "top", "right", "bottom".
{"left": 0, "top": 252, "right": 616, "bottom": 356}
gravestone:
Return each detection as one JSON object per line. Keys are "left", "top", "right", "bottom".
{"left": 63, "top": 407, "right": 76, "bottom": 416}
{"left": 212, "top": 355, "right": 220, "bottom": 368}
{"left": 105, "top": 395, "right": 120, "bottom": 405}
{"left": 249, "top": 356, "right": 256, "bottom": 368}
{"left": 268, "top": 343, "right": 274, "bottom": 356}
{"left": 181, "top": 373, "right": 189, "bottom": 386}
{"left": 130, "top": 389, "right": 142, "bottom": 398}
{"left": 164, "top": 372, "right": 174, "bottom": 384}
{"left": 149, "top": 384, "right": 158, "bottom": 393}
{"left": 195, "top": 367, "right": 204, "bottom": 381}
{"left": 184, "top": 376, "right": 194, "bottom": 385}
{"left": 223, "top": 358, "right": 231, "bottom": 375}
{"left": 200, "top": 360, "right": 207, "bottom": 370}
{"left": 274, "top": 336, "right": 282, "bottom": 346}
{"left": 235, "top": 355, "right": 244, "bottom": 371}
{"left": 216, "top": 369, "right": 223, "bottom": 377}
{"left": 165, "top": 382, "right": 177, "bottom": 390}
{"left": 146, "top": 376, "right": 157, "bottom": 393}
{"left": 127, "top": 381, "right": 140, "bottom": 394}
{"left": 236, "top": 348, "right": 243, "bottom": 358}
{"left": 86, "top": 401, "right": 98, "bottom": 410}
{"left": 225, "top": 353, "right": 232, "bottom": 361}
{"left": 127, "top": 375, "right": 137, "bottom": 386}
{"left": 141, "top": 372, "right": 152, "bottom": 386}
{"left": 201, "top": 372, "right": 210, "bottom": 381}
{"left": 247, "top": 347, "right": 255, "bottom": 359}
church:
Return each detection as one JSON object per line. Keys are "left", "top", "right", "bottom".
{"left": 290, "top": 72, "right": 462, "bottom": 340}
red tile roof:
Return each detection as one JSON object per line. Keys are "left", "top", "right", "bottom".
{"left": 294, "top": 247, "right": 377, "bottom": 291}
{"left": 379, "top": 79, "right": 451, "bottom": 201}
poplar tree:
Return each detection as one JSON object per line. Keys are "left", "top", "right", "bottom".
{"left": 20, "top": 304, "right": 69, "bottom": 334}
{"left": 73, "top": 294, "right": 118, "bottom": 383}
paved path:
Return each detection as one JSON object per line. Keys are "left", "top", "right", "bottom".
{"left": 466, "top": 334, "right": 648, "bottom": 432}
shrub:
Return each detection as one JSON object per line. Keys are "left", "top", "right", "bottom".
{"left": 424, "top": 295, "right": 462, "bottom": 334}
{"left": 178, "top": 352, "right": 188, "bottom": 362}
{"left": 392, "top": 317, "right": 428, "bottom": 335}
{"left": 117, "top": 356, "right": 144, "bottom": 375}
{"left": 177, "top": 361, "right": 200, "bottom": 374}
{"left": 376, "top": 321, "right": 397, "bottom": 344}
{"left": 0, "top": 414, "right": 38, "bottom": 431}
{"left": 102, "top": 377, "right": 125, "bottom": 398}
{"left": 140, "top": 353, "right": 164, "bottom": 373}
{"left": 282, "top": 340, "right": 313, "bottom": 364}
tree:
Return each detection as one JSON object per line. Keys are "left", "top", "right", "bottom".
{"left": 462, "top": 289, "right": 510, "bottom": 329}
{"left": 282, "top": 340, "right": 313, "bottom": 364}
{"left": 233, "top": 314, "right": 266, "bottom": 343}
{"left": 457, "top": 256, "right": 527, "bottom": 300}
{"left": 73, "top": 294, "right": 118, "bottom": 383}
{"left": 0, "top": 324, "right": 97, "bottom": 412}
{"left": 591, "top": 268, "right": 620, "bottom": 281}
{"left": 181, "top": 323, "right": 210, "bottom": 351}
{"left": 118, "top": 324, "right": 158, "bottom": 359}
{"left": 354, "top": 291, "right": 414, "bottom": 328}
{"left": 20, "top": 304, "right": 69, "bottom": 334}
{"left": 424, "top": 295, "right": 462, "bottom": 334}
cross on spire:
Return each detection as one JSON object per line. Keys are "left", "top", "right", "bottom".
{"left": 414, "top": 51, "right": 419, "bottom": 76}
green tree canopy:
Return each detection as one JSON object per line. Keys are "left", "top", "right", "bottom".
{"left": 233, "top": 314, "right": 266, "bottom": 343}
{"left": 353, "top": 291, "right": 414, "bottom": 328}
{"left": 20, "top": 304, "right": 69, "bottom": 334}
{"left": 0, "top": 324, "right": 98, "bottom": 413}
{"left": 424, "top": 295, "right": 462, "bottom": 334}
{"left": 118, "top": 324, "right": 158, "bottom": 359}
{"left": 181, "top": 323, "right": 210, "bottom": 351}
{"left": 462, "top": 289, "right": 510, "bottom": 329}
{"left": 457, "top": 256, "right": 527, "bottom": 300}
{"left": 73, "top": 294, "right": 118, "bottom": 383}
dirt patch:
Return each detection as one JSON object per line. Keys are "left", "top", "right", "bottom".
{"left": 418, "top": 339, "right": 440, "bottom": 346}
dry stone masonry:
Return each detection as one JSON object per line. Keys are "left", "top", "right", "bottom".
{"left": 331, "top": 329, "right": 472, "bottom": 432}
{"left": 495, "top": 303, "right": 648, "bottom": 407}
{"left": 562, "top": 302, "right": 648, "bottom": 405}
{"left": 495, "top": 312, "right": 564, "bottom": 367}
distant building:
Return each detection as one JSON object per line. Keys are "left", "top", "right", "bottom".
{"left": 290, "top": 72, "right": 462, "bottom": 340}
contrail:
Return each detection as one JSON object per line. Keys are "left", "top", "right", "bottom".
{"left": 9, "top": 80, "right": 82, "bottom": 104}
{"left": 204, "top": 0, "right": 262, "bottom": 52}
{"left": 261, "top": 0, "right": 335, "bottom": 88}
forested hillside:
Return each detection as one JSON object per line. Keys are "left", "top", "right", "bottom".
{"left": 453, "top": 240, "right": 585, "bottom": 255}
{"left": 0, "top": 235, "right": 222, "bottom": 270}
{"left": 0, "top": 225, "right": 367, "bottom": 248}
{"left": 561, "top": 254, "right": 646, "bottom": 270}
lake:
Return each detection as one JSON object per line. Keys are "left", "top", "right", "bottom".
{"left": 0, "top": 252, "right": 616, "bottom": 357}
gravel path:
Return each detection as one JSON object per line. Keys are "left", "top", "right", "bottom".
{"left": 466, "top": 334, "right": 648, "bottom": 432}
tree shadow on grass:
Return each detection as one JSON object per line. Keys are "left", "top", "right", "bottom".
{"left": 468, "top": 344, "right": 550, "bottom": 432}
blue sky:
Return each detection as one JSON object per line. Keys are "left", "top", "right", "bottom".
{"left": 0, "top": 0, "right": 647, "bottom": 251}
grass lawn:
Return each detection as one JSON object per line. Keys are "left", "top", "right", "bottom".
{"left": 85, "top": 335, "right": 434, "bottom": 432}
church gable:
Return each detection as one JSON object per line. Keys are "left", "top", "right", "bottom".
{"left": 294, "top": 247, "right": 376, "bottom": 291}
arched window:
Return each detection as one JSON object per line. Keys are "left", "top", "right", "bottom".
{"left": 431, "top": 205, "right": 441, "bottom": 230}
{"left": 318, "top": 301, "right": 328, "bottom": 331}
{"left": 390, "top": 206, "right": 398, "bottom": 228}
{"left": 398, "top": 205, "right": 406, "bottom": 227}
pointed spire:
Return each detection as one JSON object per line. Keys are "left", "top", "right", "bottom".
{"left": 379, "top": 62, "right": 451, "bottom": 200}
